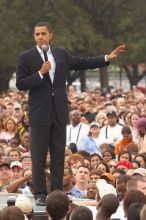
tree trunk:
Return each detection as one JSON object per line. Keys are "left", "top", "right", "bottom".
{"left": 99, "top": 67, "right": 109, "bottom": 89}
{"left": 0, "top": 77, "right": 9, "bottom": 92}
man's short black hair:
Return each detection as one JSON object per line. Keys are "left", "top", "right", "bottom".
{"left": 70, "top": 206, "right": 93, "bottom": 220}
{"left": 46, "top": 190, "right": 70, "bottom": 219}
{"left": 34, "top": 22, "right": 52, "bottom": 32}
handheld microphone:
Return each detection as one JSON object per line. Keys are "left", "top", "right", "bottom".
{"left": 41, "top": 44, "right": 48, "bottom": 62}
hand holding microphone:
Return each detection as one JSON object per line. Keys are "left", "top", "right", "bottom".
{"left": 39, "top": 44, "right": 51, "bottom": 75}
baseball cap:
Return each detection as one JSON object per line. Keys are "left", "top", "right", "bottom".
{"left": 14, "top": 103, "right": 22, "bottom": 109}
{"left": 10, "top": 161, "right": 23, "bottom": 169}
{"left": 90, "top": 121, "right": 100, "bottom": 127}
{"left": 15, "top": 195, "right": 33, "bottom": 214}
{"left": 106, "top": 111, "right": 117, "bottom": 118}
{"left": 96, "top": 179, "right": 117, "bottom": 199}
{"left": 133, "top": 168, "right": 146, "bottom": 177}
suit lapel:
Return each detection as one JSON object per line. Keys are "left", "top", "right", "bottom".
{"left": 31, "top": 47, "right": 52, "bottom": 84}
{"left": 51, "top": 48, "right": 59, "bottom": 84}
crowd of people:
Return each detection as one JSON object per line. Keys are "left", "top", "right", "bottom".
{"left": 0, "top": 84, "right": 146, "bottom": 219}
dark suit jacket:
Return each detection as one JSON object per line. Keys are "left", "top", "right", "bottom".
{"left": 16, "top": 47, "right": 109, "bottom": 126}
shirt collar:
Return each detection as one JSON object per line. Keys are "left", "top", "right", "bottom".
{"left": 36, "top": 45, "right": 51, "bottom": 54}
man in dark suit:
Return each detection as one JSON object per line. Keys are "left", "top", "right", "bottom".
{"left": 16, "top": 22, "right": 125, "bottom": 205}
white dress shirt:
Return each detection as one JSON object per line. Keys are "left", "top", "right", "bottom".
{"left": 37, "top": 45, "right": 56, "bottom": 83}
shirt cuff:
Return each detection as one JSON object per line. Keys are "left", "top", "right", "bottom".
{"left": 38, "top": 71, "right": 43, "bottom": 79}
{"left": 105, "top": 55, "right": 109, "bottom": 62}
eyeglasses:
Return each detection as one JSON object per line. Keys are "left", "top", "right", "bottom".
{"left": 109, "top": 164, "right": 116, "bottom": 169}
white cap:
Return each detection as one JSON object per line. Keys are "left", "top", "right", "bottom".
{"left": 96, "top": 179, "right": 117, "bottom": 199}
{"left": 15, "top": 195, "right": 33, "bottom": 214}
{"left": 10, "top": 161, "right": 23, "bottom": 169}
{"left": 133, "top": 168, "right": 146, "bottom": 177}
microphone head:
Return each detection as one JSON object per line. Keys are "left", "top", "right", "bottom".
{"left": 41, "top": 44, "right": 48, "bottom": 52}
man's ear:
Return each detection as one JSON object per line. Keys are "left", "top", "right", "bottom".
{"left": 49, "top": 32, "right": 54, "bottom": 41}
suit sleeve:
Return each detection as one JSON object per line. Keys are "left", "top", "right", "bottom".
{"left": 66, "top": 52, "right": 110, "bottom": 70}
{"left": 16, "top": 54, "right": 43, "bottom": 91}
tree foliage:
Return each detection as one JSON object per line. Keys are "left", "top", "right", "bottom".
{"left": 0, "top": 0, "right": 146, "bottom": 91}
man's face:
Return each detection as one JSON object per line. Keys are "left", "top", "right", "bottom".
{"left": 63, "top": 169, "right": 73, "bottom": 187}
{"left": 137, "top": 181, "right": 146, "bottom": 196}
{"left": 0, "top": 166, "right": 10, "bottom": 180}
{"left": 9, "top": 151, "right": 20, "bottom": 161}
{"left": 34, "top": 26, "right": 53, "bottom": 48}
{"left": 107, "top": 115, "right": 117, "bottom": 127}
{"left": 75, "top": 167, "right": 90, "bottom": 184}
{"left": 11, "top": 166, "right": 23, "bottom": 181}
{"left": 86, "top": 182, "right": 97, "bottom": 199}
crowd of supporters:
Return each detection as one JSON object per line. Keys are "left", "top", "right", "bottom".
{"left": 0, "top": 85, "right": 146, "bottom": 219}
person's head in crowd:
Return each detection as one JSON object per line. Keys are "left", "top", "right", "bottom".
{"left": 108, "top": 159, "right": 117, "bottom": 173}
{"left": 76, "top": 98, "right": 86, "bottom": 113}
{"left": 15, "top": 194, "right": 34, "bottom": 220}
{"left": 95, "top": 161, "right": 110, "bottom": 173}
{"left": 132, "top": 167, "right": 146, "bottom": 178}
{"left": 86, "top": 181, "right": 97, "bottom": 200}
{"left": 77, "top": 150, "right": 90, "bottom": 159}
{"left": 46, "top": 190, "right": 70, "bottom": 220}
{"left": 7, "top": 148, "right": 21, "bottom": 161}
{"left": 127, "top": 143, "right": 139, "bottom": 159}
{"left": 112, "top": 168, "right": 126, "bottom": 179}
{"left": 90, "top": 169, "right": 103, "bottom": 182}
{"left": 68, "top": 153, "right": 84, "bottom": 175}
{"left": 0, "top": 161, "right": 11, "bottom": 185}
{"left": 115, "top": 175, "right": 131, "bottom": 201}
{"left": 19, "top": 131, "right": 30, "bottom": 151}
{"left": 5, "top": 103, "right": 14, "bottom": 118}
{"left": 116, "top": 97, "right": 125, "bottom": 107}
{"left": 69, "top": 110, "right": 81, "bottom": 126}
{"left": 121, "top": 125, "right": 132, "bottom": 140}
{"left": 99, "top": 143, "right": 110, "bottom": 155}
{"left": 126, "top": 168, "right": 135, "bottom": 176}
{"left": 129, "top": 104, "right": 138, "bottom": 113}
{"left": 4, "top": 118, "right": 17, "bottom": 134}
{"left": 95, "top": 112, "right": 107, "bottom": 128}
{"left": 10, "top": 161, "right": 23, "bottom": 181}
{"left": 136, "top": 117, "right": 146, "bottom": 137}
{"left": 22, "top": 101, "right": 29, "bottom": 112}
{"left": 80, "top": 115, "right": 89, "bottom": 124}
{"left": 124, "top": 111, "right": 131, "bottom": 126}
{"left": 131, "top": 160, "right": 140, "bottom": 169}
{"left": 83, "top": 157, "right": 91, "bottom": 169}
{"left": 63, "top": 167, "right": 74, "bottom": 193}
{"left": 134, "top": 153, "right": 146, "bottom": 168}
{"left": 106, "top": 110, "right": 118, "bottom": 127}
{"left": 21, "top": 153, "right": 32, "bottom": 169}
{"left": 101, "top": 172, "right": 115, "bottom": 186}
{"left": 0, "top": 144, "right": 5, "bottom": 157}
{"left": 70, "top": 206, "right": 93, "bottom": 220}
{"left": 88, "top": 121, "right": 100, "bottom": 138}
{"left": 140, "top": 204, "right": 146, "bottom": 220}
{"left": 75, "top": 165, "right": 90, "bottom": 190}
{"left": 90, "top": 153, "right": 102, "bottom": 170}
{"left": 128, "top": 202, "right": 144, "bottom": 220}
{"left": 0, "top": 206, "right": 25, "bottom": 220}
{"left": 123, "top": 190, "right": 146, "bottom": 218}
{"left": 129, "top": 111, "right": 140, "bottom": 128}
{"left": 102, "top": 149, "right": 115, "bottom": 163}
{"left": 8, "top": 138, "right": 19, "bottom": 149}
{"left": 118, "top": 150, "right": 132, "bottom": 162}
{"left": 116, "top": 160, "right": 132, "bottom": 172}
{"left": 127, "top": 177, "right": 146, "bottom": 196}
{"left": 96, "top": 194, "right": 119, "bottom": 220}
{"left": 64, "top": 152, "right": 71, "bottom": 167}
{"left": 0, "top": 139, "right": 8, "bottom": 152}
{"left": 0, "top": 117, "right": 4, "bottom": 131}
{"left": 21, "top": 112, "right": 29, "bottom": 128}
